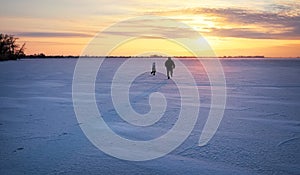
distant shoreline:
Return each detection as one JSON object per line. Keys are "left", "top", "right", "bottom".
{"left": 20, "top": 55, "right": 300, "bottom": 59}
{"left": 1, "top": 54, "right": 297, "bottom": 61}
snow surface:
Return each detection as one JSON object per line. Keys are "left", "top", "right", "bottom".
{"left": 0, "top": 58, "right": 300, "bottom": 175}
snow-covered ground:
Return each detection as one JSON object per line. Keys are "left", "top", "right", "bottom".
{"left": 0, "top": 58, "right": 299, "bottom": 175}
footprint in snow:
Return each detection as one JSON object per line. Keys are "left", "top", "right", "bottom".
{"left": 13, "top": 147, "right": 24, "bottom": 152}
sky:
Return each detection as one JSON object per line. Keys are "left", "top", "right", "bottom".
{"left": 0, "top": 0, "right": 299, "bottom": 57}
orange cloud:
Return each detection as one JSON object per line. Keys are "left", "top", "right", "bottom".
{"left": 147, "top": 7, "right": 300, "bottom": 40}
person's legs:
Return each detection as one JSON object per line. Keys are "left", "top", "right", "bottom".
{"left": 166, "top": 68, "right": 170, "bottom": 79}
{"left": 170, "top": 69, "right": 173, "bottom": 77}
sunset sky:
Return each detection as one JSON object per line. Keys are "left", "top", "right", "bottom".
{"left": 1, "top": 0, "right": 299, "bottom": 57}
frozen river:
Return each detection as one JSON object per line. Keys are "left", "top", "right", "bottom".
{"left": 0, "top": 58, "right": 299, "bottom": 174}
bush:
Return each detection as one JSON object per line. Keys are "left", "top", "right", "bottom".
{"left": 0, "top": 33, "right": 25, "bottom": 61}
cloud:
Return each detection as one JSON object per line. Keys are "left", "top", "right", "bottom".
{"left": 147, "top": 7, "right": 300, "bottom": 39}
{"left": 206, "top": 27, "right": 300, "bottom": 40}
{"left": 101, "top": 17, "right": 200, "bottom": 39}
{"left": 17, "top": 32, "right": 93, "bottom": 38}
{"left": 103, "top": 26, "right": 198, "bottom": 39}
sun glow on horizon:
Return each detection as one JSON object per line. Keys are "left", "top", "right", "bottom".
{"left": 107, "top": 37, "right": 196, "bottom": 57}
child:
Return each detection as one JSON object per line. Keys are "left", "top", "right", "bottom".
{"left": 150, "top": 62, "right": 156, "bottom": 75}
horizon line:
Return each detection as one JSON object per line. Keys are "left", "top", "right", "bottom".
{"left": 23, "top": 54, "right": 300, "bottom": 59}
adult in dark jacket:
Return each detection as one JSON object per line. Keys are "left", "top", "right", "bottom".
{"left": 165, "top": 57, "right": 175, "bottom": 79}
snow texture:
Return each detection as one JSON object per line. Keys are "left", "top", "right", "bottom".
{"left": 0, "top": 58, "right": 300, "bottom": 175}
